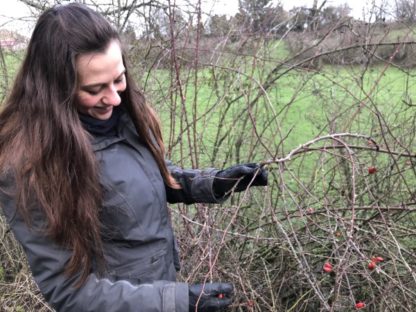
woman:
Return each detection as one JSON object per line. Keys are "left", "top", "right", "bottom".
{"left": 0, "top": 3, "right": 267, "bottom": 311}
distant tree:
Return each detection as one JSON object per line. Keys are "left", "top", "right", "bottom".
{"left": 139, "top": 7, "right": 166, "bottom": 40}
{"left": 289, "top": 2, "right": 351, "bottom": 32}
{"left": 236, "top": 0, "right": 287, "bottom": 35}
{"left": 139, "top": 6, "right": 186, "bottom": 40}
{"left": 206, "top": 14, "right": 232, "bottom": 37}
{"left": 237, "top": 0, "right": 271, "bottom": 34}
{"left": 365, "top": 0, "right": 389, "bottom": 22}
{"left": 288, "top": 6, "right": 310, "bottom": 32}
{"left": 261, "top": 5, "right": 288, "bottom": 35}
{"left": 122, "top": 24, "right": 136, "bottom": 44}
{"left": 320, "top": 4, "right": 351, "bottom": 27}
{"left": 394, "top": 0, "right": 416, "bottom": 23}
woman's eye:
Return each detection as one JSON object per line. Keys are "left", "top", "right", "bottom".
{"left": 115, "top": 75, "right": 125, "bottom": 84}
{"left": 86, "top": 89, "right": 100, "bottom": 95}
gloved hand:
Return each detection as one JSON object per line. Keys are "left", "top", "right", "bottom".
{"left": 189, "top": 282, "right": 233, "bottom": 312}
{"left": 213, "top": 163, "right": 268, "bottom": 197}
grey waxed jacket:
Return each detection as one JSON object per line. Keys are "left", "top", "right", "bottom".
{"left": 0, "top": 112, "right": 223, "bottom": 311}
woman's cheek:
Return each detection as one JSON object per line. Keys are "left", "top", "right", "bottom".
{"left": 77, "top": 93, "right": 99, "bottom": 109}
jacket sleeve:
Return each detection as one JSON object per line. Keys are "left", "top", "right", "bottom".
{"left": 165, "top": 160, "right": 227, "bottom": 204}
{"left": 0, "top": 179, "right": 189, "bottom": 312}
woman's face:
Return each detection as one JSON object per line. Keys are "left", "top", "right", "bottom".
{"left": 75, "top": 40, "right": 127, "bottom": 120}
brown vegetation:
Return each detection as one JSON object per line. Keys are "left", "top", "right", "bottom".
{"left": 1, "top": 0, "right": 416, "bottom": 311}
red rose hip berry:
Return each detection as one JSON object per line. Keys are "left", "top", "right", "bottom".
{"left": 368, "top": 261, "right": 376, "bottom": 270}
{"left": 323, "top": 262, "right": 333, "bottom": 273}
{"left": 372, "top": 256, "right": 384, "bottom": 263}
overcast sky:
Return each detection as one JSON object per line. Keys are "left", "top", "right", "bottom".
{"left": 1, "top": 0, "right": 391, "bottom": 37}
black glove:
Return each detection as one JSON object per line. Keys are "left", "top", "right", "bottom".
{"left": 189, "top": 282, "right": 233, "bottom": 312}
{"left": 213, "top": 163, "right": 268, "bottom": 197}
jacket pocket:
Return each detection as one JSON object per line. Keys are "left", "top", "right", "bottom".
{"left": 100, "top": 179, "right": 140, "bottom": 240}
{"left": 111, "top": 248, "right": 168, "bottom": 284}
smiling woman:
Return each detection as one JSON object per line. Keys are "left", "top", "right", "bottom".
{"left": 76, "top": 40, "right": 127, "bottom": 120}
{"left": 0, "top": 2, "right": 267, "bottom": 312}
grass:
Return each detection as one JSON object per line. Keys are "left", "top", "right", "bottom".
{"left": 2, "top": 46, "right": 413, "bottom": 169}
{"left": 0, "top": 50, "right": 24, "bottom": 101}
{"left": 146, "top": 63, "right": 414, "bottom": 162}
{"left": 137, "top": 58, "right": 415, "bottom": 209}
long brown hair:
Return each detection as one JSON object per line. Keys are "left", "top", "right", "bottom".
{"left": 0, "top": 3, "right": 176, "bottom": 286}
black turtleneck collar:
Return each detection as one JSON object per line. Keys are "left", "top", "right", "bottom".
{"left": 79, "top": 106, "right": 123, "bottom": 136}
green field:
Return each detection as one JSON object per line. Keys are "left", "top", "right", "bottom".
{"left": 3, "top": 47, "right": 414, "bottom": 169}
{"left": 139, "top": 63, "right": 415, "bottom": 167}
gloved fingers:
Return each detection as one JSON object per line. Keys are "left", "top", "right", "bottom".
{"left": 216, "top": 282, "right": 234, "bottom": 295}
{"left": 214, "top": 167, "right": 251, "bottom": 197}
{"left": 217, "top": 163, "right": 258, "bottom": 179}
{"left": 238, "top": 162, "right": 258, "bottom": 169}
{"left": 237, "top": 163, "right": 267, "bottom": 182}
{"left": 214, "top": 163, "right": 268, "bottom": 196}
{"left": 189, "top": 283, "right": 234, "bottom": 312}
{"left": 201, "top": 282, "right": 234, "bottom": 297}
{"left": 252, "top": 166, "right": 268, "bottom": 186}
{"left": 233, "top": 167, "right": 267, "bottom": 191}
{"left": 190, "top": 282, "right": 234, "bottom": 297}
{"left": 202, "top": 297, "right": 233, "bottom": 312}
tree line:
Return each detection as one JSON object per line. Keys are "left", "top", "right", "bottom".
{"left": 133, "top": 0, "right": 416, "bottom": 40}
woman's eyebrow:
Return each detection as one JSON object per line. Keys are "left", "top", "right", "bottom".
{"left": 81, "top": 69, "right": 126, "bottom": 89}
{"left": 116, "top": 69, "right": 126, "bottom": 79}
{"left": 81, "top": 82, "right": 104, "bottom": 90}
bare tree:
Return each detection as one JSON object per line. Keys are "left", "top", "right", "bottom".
{"left": 395, "top": 0, "right": 416, "bottom": 22}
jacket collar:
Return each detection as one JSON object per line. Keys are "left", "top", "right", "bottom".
{"left": 90, "top": 112, "right": 134, "bottom": 152}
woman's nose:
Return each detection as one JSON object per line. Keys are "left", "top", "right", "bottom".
{"left": 102, "top": 85, "right": 121, "bottom": 106}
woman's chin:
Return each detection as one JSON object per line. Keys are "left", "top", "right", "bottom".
{"left": 91, "top": 107, "right": 113, "bottom": 120}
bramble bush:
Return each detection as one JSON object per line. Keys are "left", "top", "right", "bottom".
{"left": 1, "top": 1, "right": 415, "bottom": 311}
